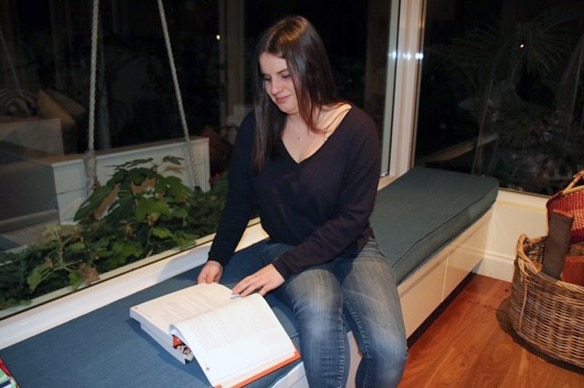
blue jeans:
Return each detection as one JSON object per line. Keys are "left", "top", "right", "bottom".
{"left": 261, "top": 238, "right": 408, "bottom": 387}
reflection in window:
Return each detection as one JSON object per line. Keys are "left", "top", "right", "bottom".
{"left": 0, "top": 1, "right": 222, "bottom": 240}
{"left": 0, "top": 0, "right": 390, "bottom": 314}
{"left": 416, "top": 0, "right": 584, "bottom": 195}
{"left": 0, "top": 0, "right": 391, "bottom": 248}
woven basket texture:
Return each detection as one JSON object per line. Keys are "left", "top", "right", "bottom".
{"left": 509, "top": 234, "right": 584, "bottom": 368}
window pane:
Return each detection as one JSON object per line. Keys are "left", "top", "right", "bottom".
{"left": 416, "top": 0, "right": 584, "bottom": 195}
{"left": 1, "top": 0, "right": 391, "bottom": 315}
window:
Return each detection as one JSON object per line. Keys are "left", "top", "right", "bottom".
{"left": 0, "top": 0, "right": 222, "bottom": 245}
{"left": 416, "top": 0, "right": 584, "bottom": 196}
{"left": 0, "top": 0, "right": 396, "bottom": 314}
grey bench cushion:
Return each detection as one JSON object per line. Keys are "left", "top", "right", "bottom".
{"left": 371, "top": 167, "right": 498, "bottom": 283}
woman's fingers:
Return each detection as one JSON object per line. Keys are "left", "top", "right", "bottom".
{"left": 197, "top": 260, "right": 223, "bottom": 284}
{"left": 233, "top": 264, "right": 284, "bottom": 297}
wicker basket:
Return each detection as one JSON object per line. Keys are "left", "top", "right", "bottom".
{"left": 509, "top": 234, "right": 584, "bottom": 368}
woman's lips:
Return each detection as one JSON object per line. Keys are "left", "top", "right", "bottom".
{"left": 275, "top": 95, "right": 288, "bottom": 105}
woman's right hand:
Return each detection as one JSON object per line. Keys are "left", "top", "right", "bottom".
{"left": 197, "top": 260, "right": 224, "bottom": 284}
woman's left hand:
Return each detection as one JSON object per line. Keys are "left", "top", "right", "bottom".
{"left": 232, "top": 264, "right": 285, "bottom": 297}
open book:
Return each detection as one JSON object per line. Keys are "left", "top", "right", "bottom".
{"left": 130, "top": 283, "right": 300, "bottom": 388}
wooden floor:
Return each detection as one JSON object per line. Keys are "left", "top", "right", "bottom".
{"left": 400, "top": 274, "right": 584, "bottom": 387}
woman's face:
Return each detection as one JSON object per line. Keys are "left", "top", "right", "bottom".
{"left": 259, "top": 53, "right": 299, "bottom": 116}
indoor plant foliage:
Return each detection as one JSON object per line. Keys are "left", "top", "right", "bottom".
{"left": 0, "top": 157, "right": 226, "bottom": 310}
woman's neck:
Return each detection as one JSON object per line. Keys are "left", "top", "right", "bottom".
{"left": 284, "top": 102, "right": 350, "bottom": 139}
{"left": 285, "top": 115, "right": 310, "bottom": 141}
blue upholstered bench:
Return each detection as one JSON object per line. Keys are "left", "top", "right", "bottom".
{"left": 0, "top": 167, "right": 498, "bottom": 387}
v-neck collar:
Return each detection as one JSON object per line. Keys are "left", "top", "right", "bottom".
{"left": 282, "top": 105, "right": 353, "bottom": 165}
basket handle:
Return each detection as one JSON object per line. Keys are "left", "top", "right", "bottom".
{"left": 516, "top": 234, "right": 527, "bottom": 250}
{"left": 561, "top": 170, "right": 584, "bottom": 195}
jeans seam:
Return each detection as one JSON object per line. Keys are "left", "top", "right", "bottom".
{"left": 344, "top": 299, "right": 372, "bottom": 386}
{"left": 336, "top": 314, "right": 346, "bottom": 387}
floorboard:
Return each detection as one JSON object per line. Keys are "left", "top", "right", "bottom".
{"left": 399, "top": 274, "right": 584, "bottom": 387}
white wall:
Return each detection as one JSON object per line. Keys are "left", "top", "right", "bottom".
{"left": 476, "top": 189, "right": 548, "bottom": 282}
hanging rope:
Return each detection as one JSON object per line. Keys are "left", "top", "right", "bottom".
{"left": 156, "top": 0, "right": 200, "bottom": 189}
{"left": 83, "top": 0, "right": 199, "bottom": 194}
{"left": 0, "top": 24, "right": 32, "bottom": 116}
{"left": 84, "top": 0, "right": 100, "bottom": 195}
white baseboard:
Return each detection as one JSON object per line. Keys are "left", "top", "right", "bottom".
{"left": 475, "top": 250, "right": 515, "bottom": 283}
{"left": 474, "top": 189, "right": 548, "bottom": 284}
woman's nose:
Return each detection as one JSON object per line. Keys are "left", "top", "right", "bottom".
{"left": 270, "top": 79, "right": 283, "bottom": 95}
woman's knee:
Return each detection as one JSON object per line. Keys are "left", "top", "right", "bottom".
{"left": 283, "top": 268, "right": 342, "bottom": 312}
{"left": 293, "top": 291, "right": 343, "bottom": 337}
{"left": 356, "top": 332, "right": 408, "bottom": 387}
{"left": 372, "top": 331, "right": 408, "bottom": 366}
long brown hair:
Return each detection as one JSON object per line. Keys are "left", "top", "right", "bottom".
{"left": 251, "top": 16, "right": 341, "bottom": 172}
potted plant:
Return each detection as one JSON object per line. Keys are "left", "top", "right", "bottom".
{"left": 0, "top": 156, "right": 226, "bottom": 311}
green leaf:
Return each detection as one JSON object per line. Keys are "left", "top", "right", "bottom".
{"left": 27, "top": 262, "right": 53, "bottom": 291}
{"left": 74, "top": 183, "right": 118, "bottom": 222}
{"left": 67, "top": 241, "right": 86, "bottom": 253}
{"left": 151, "top": 227, "right": 173, "bottom": 239}
{"left": 169, "top": 207, "right": 189, "bottom": 220}
{"left": 162, "top": 155, "right": 183, "bottom": 166}
{"left": 113, "top": 241, "right": 143, "bottom": 261}
{"left": 69, "top": 271, "right": 85, "bottom": 290}
{"left": 126, "top": 167, "right": 156, "bottom": 186}
{"left": 172, "top": 232, "right": 199, "bottom": 249}
{"left": 135, "top": 197, "right": 169, "bottom": 222}
{"left": 113, "top": 158, "right": 153, "bottom": 171}
{"left": 163, "top": 175, "right": 193, "bottom": 200}
{"left": 103, "top": 194, "right": 135, "bottom": 225}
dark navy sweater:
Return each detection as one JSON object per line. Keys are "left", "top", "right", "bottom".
{"left": 208, "top": 106, "right": 381, "bottom": 279}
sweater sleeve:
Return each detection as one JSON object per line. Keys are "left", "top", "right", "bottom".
{"left": 207, "top": 113, "right": 257, "bottom": 266}
{"left": 272, "top": 110, "right": 381, "bottom": 278}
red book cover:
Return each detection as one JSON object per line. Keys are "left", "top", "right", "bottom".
{"left": 0, "top": 357, "right": 19, "bottom": 388}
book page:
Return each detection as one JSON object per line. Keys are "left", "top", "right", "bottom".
{"left": 170, "top": 293, "right": 299, "bottom": 387}
{"left": 130, "top": 283, "right": 236, "bottom": 343}
{"left": 131, "top": 283, "right": 299, "bottom": 386}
